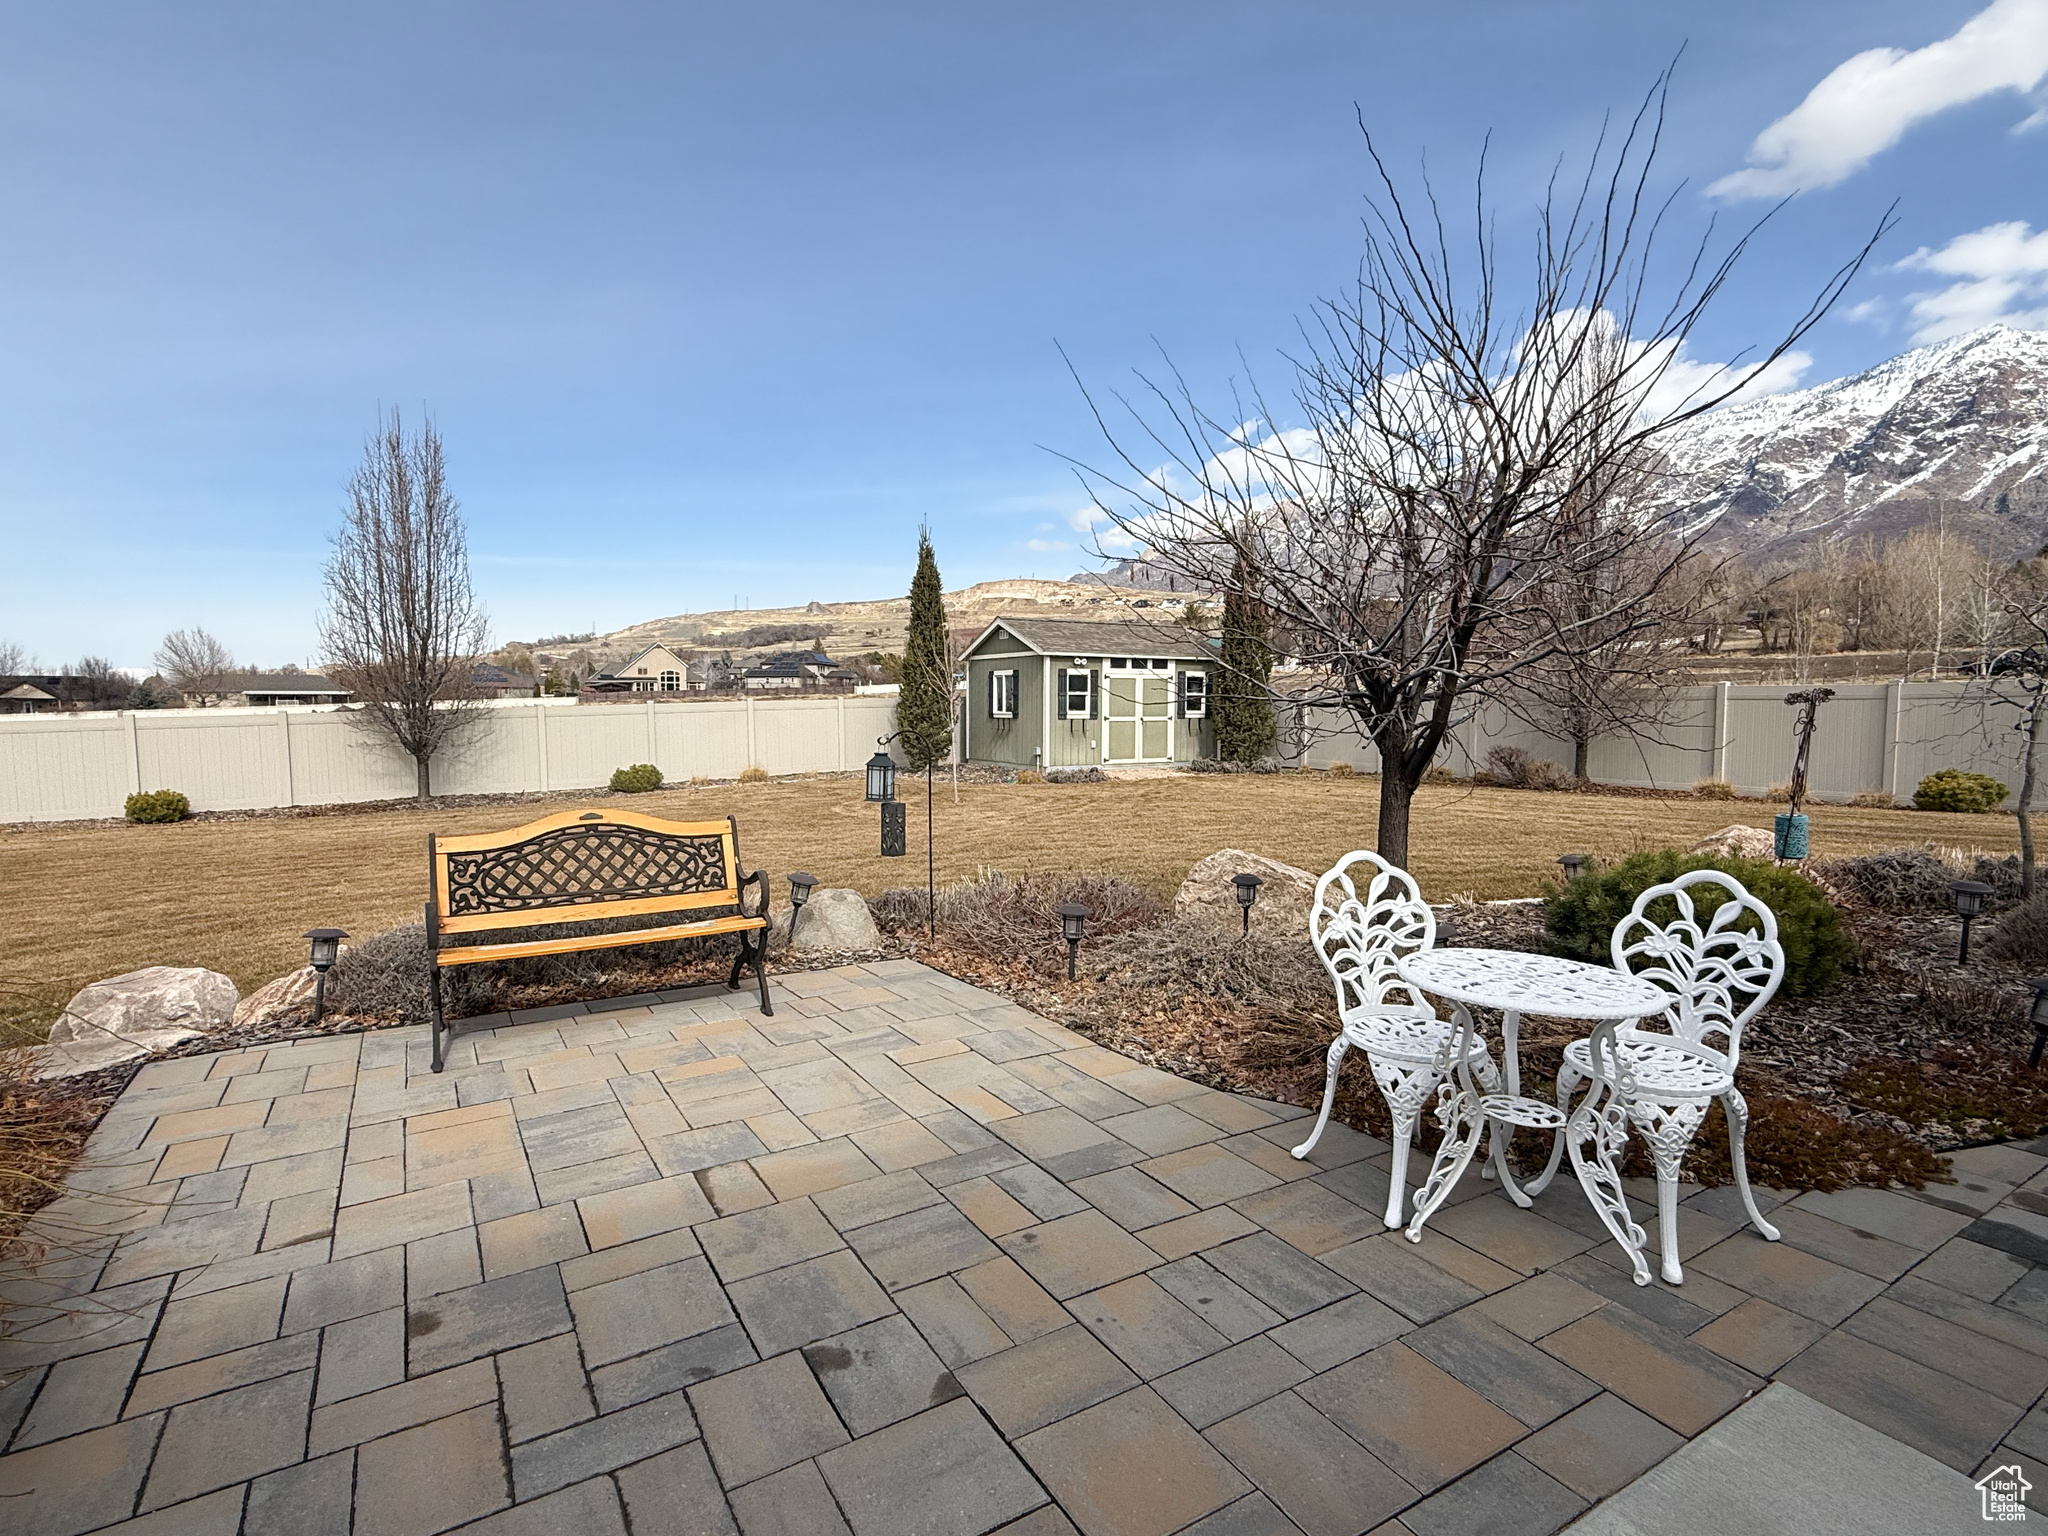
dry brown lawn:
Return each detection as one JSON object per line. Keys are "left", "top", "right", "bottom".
{"left": 0, "top": 772, "right": 2018, "bottom": 1042}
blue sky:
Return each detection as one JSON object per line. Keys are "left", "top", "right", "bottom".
{"left": 2, "top": 0, "right": 2044, "bottom": 669}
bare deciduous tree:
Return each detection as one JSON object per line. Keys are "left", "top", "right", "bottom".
{"left": 1072, "top": 81, "right": 1882, "bottom": 865}
{"left": 320, "top": 411, "right": 489, "bottom": 800}
{"left": 0, "top": 639, "right": 27, "bottom": 676}
{"left": 65, "top": 655, "right": 127, "bottom": 709}
{"left": 154, "top": 627, "right": 236, "bottom": 705}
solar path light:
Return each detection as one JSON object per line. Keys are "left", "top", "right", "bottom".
{"left": 1059, "top": 904, "right": 1089, "bottom": 981}
{"left": 1232, "top": 873, "right": 1264, "bottom": 937}
{"left": 1949, "top": 880, "right": 1994, "bottom": 965}
{"left": 304, "top": 928, "right": 348, "bottom": 1024}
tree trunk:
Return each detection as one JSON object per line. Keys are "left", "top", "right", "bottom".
{"left": 1376, "top": 764, "right": 1416, "bottom": 869}
{"left": 2021, "top": 684, "right": 2043, "bottom": 900}
{"left": 1572, "top": 734, "right": 1591, "bottom": 781}
{"left": 416, "top": 754, "right": 432, "bottom": 802}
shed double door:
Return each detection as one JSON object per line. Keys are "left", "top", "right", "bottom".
{"left": 1101, "top": 671, "right": 1171, "bottom": 762}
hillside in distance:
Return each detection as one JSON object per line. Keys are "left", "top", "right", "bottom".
{"left": 1653, "top": 324, "right": 2048, "bottom": 558}
{"left": 543, "top": 577, "right": 1211, "bottom": 667}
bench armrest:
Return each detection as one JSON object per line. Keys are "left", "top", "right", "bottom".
{"left": 737, "top": 866, "right": 770, "bottom": 920}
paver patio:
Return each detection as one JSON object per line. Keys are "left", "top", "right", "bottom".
{"left": 1, "top": 959, "right": 2044, "bottom": 1535}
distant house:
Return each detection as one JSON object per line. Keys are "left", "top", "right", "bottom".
{"left": 741, "top": 650, "right": 856, "bottom": 691}
{"left": 0, "top": 680, "right": 60, "bottom": 715}
{"left": 240, "top": 673, "right": 353, "bottom": 707}
{"left": 470, "top": 662, "right": 536, "bottom": 700}
{"left": 958, "top": 616, "right": 1216, "bottom": 768}
{"left": 586, "top": 644, "right": 698, "bottom": 695}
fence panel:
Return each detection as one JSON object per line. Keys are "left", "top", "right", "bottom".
{"left": 3, "top": 679, "right": 2040, "bottom": 822}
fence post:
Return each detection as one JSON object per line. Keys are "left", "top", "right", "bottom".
{"left": 1882, "top": 681, "right": 1903, "bottom": 801}
{"left": 837, "top": 696, "right": 846, "bottom": 770}
{"left": 278, "top": 710, "right": 295, "bottom": 806}
{"left": 645, "top": 698, "right": 657, "bottom": 766}
{"left": 536, "top": 704, "right": 550, "bottom": 790}
{"left": 746, "top": 695, "right": 757, "bottom": 769}
{"left": 124, "top": 712, "right": 142, "bottom": 798}
{"left": 1710, "top": 682, "right": 1730, "bottom": 785}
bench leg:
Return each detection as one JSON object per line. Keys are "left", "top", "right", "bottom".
{"left": 753, "top": 933, "right": 773, "bottom": 1017}
{"left": 726, "top": 940, "right": 747, "bottom": 992}
{"left": 428, "top": 965, "right": 447, "bottom": 1074}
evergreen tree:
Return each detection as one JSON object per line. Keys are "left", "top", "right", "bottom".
{"left": 897, "top": 529, "right": 953, "bottom": 770}
{"left": 1213, "top": 552, "right": 1276, "bottom": 763}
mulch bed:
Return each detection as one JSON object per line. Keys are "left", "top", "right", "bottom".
{"left": 901, "top": 894, "right": 2048, "bottom": 1193}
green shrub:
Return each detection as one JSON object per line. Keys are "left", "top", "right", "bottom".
{"left": 1913, "top": 769, "right": 2008, "bottom": 813}
{"left": 124, "top": 789, "right": 190, "bottom": 824}
{"left": 609, "top": 764, "right": 663, "bottom": 793}
{"left": 1544, "top": 849, "right": 1854, "bottom": 996}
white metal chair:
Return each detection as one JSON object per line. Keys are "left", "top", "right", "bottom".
{"left": 1526, "top": 868, "right": 1785, "bottom": 1283}
{"left": 1293, "top": 850, "right": 1499, "bottom": 1228}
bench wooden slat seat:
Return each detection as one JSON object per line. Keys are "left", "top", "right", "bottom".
{"left": 425, "top": 808, "right": 772, "bottom": 1072}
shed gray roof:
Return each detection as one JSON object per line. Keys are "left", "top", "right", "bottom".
{"left": 968, "top": 615, "right": 1215, "bottom": 662}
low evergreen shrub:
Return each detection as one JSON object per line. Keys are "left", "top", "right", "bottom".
{"left": 608, "top": 763, "right": 663, "bottom": 793}
{"left": 1543, "top": 848, "right": 1854, "bottom": 996}
{"left": 1913, "top": 769, "right": 2008, "bottom": 813}
{"left": 124, "top": 789, "right": 190, "bottom": 824}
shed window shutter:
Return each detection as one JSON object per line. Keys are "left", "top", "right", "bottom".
{"left": 1056, "top": 670, "right": 1070, "bottom": 720}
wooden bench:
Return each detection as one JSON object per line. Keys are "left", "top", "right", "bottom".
{"left": 425, "top": 808, "right": 772, "bottom": 1071}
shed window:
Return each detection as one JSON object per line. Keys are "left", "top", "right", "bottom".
{"left": 990, "top": 670, "right": 1018, "bottom": 718}
{"left": 1058, "top": 668, "right": 1094, "bottom": 720}
{"left": 1180, "top": 672, "right": 1209, "bottom": 718}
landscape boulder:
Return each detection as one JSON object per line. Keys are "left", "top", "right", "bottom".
{"left": 1175, "top": 849, "right": 1320, "bottom": 939}
{"left": 35, "top": 965, "right": 238, "bottom": 1079}
{"left": 1689, "top": 824, "right": 1778, "bottom": 861}
{"left": 232, "top": 965, "right": 321, "bottom": 1027}
{"left": 783, "top": 887, "right": 883, "bottom": 954}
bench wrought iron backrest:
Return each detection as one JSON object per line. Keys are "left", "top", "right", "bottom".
{"left": 428, "top": 808, "right": 752, "bottom": 938}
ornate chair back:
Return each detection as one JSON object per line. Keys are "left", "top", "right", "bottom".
{"left": 1609, "top": 869, "right": 1784, "bottom": 1070}
{"left": 1311, "top": 851, "right": 1437, "bottom": 1017}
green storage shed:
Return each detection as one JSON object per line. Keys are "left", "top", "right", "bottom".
{"left": 960, "top": 615, "right": 1217, "bottom": 768}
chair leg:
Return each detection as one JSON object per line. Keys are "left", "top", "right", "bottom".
{"left": 1630, "top": 1101, "right": 1708, "bottom": 1285}
{"left": 1373, "top": 1057, "right": 1437, "bottom": 1229}
{"left": 1723, "top": 1088, "right": 1781, "bottom": 1242}
{"left": 1291, "top": 1039, "right": 1348, "bottom": 1161}
{"left": 1523, "top": 1059, "right": 1582, "bottom": 1197}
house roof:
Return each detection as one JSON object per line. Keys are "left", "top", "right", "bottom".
{"left": 596, "top": 644, "right": 689, "bottom": 679}
{"left": 965, "top": 616, "right": 1215, "bottom": 663}
{"left": 240, "top": 673, "right": 349, "bottom": 695}
{"left": 1, "top": 682, "right": 57, "bottom": 702}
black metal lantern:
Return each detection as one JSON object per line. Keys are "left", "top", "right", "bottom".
{"left": 1557, "top": 854, "right": 1590, "bottom": 880}
{"left": 2029, "top": 980, "right": 2048, "bottom": 1070}
{"left": 1949, "top": 880, "right": 1995, "bottom": 965}
{"left": 1058, "top": 903, "right": 1089, "bottom": 981}
{"left": 788, "top": 873, "right": 817, "bottom": 937}
{"left": 865, "top": 749, "right": 897, "bottom": 803}
{"left": 304, "top": 927, "right": 348, "bottom": 1024}
{"left": 1232, "top": 873, "right": 1264, "bottom": 937}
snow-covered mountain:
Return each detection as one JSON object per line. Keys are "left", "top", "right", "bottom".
{"left": 1651, "top": 325, "right": 2048, "bottom": 558}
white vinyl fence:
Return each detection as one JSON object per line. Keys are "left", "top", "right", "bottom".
{"left": 0, "top": 680, "right": 2032, "bottom": 823}
{"left": 1289, "top": 681, "right": 2031, "bottom": 809}
{"left": 0, "top": 696, "right": 905, "bottom": 823}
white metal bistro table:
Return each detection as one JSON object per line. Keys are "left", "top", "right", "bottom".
{"left": 1393, "top": 947, "right": 1673, "bottom": 1285}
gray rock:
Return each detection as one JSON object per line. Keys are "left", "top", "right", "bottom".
{"left": 48, "top": 966, "right": 238, "bottom": 1045}
{"left": 1690, "top": 824, "right": 1777, "bottom": 860}
{"left": 232, "top": 965, "right": 320, "bottom": 1027}
{"left": 1175, "top": 849, "right": 1320, "bottom": 940}
{"left": 784, "top": 888, "right": 883, "bottom": 954}
{"left": 32, "top": 1026, "right": 205, "bottom": 1079}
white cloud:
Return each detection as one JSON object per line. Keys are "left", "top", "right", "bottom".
{"left": 1637, "top": 344, "right": 1813, "bottom": 421}
{"left": 1024, "top": 538, "right": 1069, "bottom": 554}
{"left": 1896, "top": 219, "right": 2048, "bottom": 340}
{"left": 1710, "top": 0, "right": 2048, "bottom": 199}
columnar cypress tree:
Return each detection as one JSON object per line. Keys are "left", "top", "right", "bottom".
{"left": 897, "top": 529, "right": 952, "bottom": 770}
{"left": 1213, "top": 552, "right": 1276, "bottom": 764}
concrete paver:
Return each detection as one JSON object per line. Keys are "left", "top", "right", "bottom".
{"left": 3, "top": 959, "right": 2040, "bottom": 1536}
